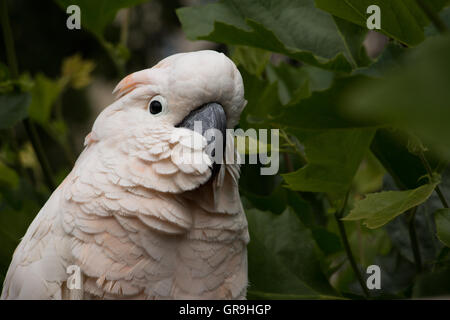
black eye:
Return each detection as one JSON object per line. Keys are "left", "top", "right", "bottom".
{"left": 148, "top": 95, "right": 167, "bottom": 116}
{"left": 149, "top": 100, "right": 162, "bottom": 114}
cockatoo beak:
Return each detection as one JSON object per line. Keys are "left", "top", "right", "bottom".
{"left": 176, "top": 102, "right": 227, "bottom": 178}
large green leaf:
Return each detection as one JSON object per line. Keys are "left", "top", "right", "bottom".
{"left": 342, "top": 35, "right": 450, "bottom": 160}
{"left": 315, "top": 0, "right": 449, "bottom": 46}
{"left": 344, "top": 181, "right": 438, "bottom": 228}
{"left": 246, "top": 208, "right": 338, "bottom": 298}
{"left": 435, "top": 209, "right": 450, "bottom": 247}
{"left": 55, "top": 0, "right": 147, "bottom": 39}
{"left": 283, "top": 128, "right": 375, "bottom": 195}
{"left": 177, "top": 0, "right": 369, "bottom": 72}
{"left": 0, "top": 92, "right": 31, "bottom": 129}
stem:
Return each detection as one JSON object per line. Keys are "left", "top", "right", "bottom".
{"left": 416, "top": 0, "right": 448, "bottom": 33}
{"left": 407, "top": 207, "right": 422, "bottom": 273}
{"left": 435, "top": 186, "right": 449, "bottom": 208}
{"left": 418, "top": 150, "right": 449, "bottom": 208}
{"left": 335, "top": 191, "right": 370, "bottom": 298}
{"left": 1, "top": 0, "right": 55, "bottom": 191}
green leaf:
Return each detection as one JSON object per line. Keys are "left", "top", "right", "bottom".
{"left": 353, "top": 151, "right": 385, "bottom": 194}
{"left": 0, "top": 92, "right": 31, "bottom": 129}
{"left": 283, "top": 128, "right": 375, "bottom": 195}
{"left": 55, "top": 0, "right": 147, "bottom": 39}
{"left": 28, "top": 74, "right": 62, "bottom": 125}
{"left": 342, "top": 35, "right": 450, "bottom": 161}
{"left": 344, "top": 181, "right": 439, "bottom": 228}
{"left": 231, "top": 46, "right": 271, "bottom": 77}
{"left": 275, "top": 76, "right": 372, "bottom": 130}
{"left": 177, "top": 0, "right": 370, "bottom": 72}
{"left": 315, "top": 0, "right": 448, "bottom": 46}
{"left": 266, "top": 62, "right": 311, "bottom": 105}
{"left": 370, "top": 129, "right": 429, "bottom": 190}
{"left": 435, "top": 209, "right": 450, "bottom": 247}
{"left": 239, "top": 68, "right": 282, "bottom": 129}
{"left": 332, "top": 16, "right": 371, "bottom": 67}
{"left": 246, "top": 208, "right": 338, "bottom": 298}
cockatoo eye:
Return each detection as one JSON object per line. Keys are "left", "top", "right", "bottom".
{"left": 148, "top": 95, "right": 167, "bottom": 116}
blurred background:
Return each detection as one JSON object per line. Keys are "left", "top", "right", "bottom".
{"left": 1, "top": 0, "right": 449, "bottom": 299}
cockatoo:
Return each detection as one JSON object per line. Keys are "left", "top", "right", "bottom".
{"left": 1, "top": 50, "right": 249, "bottom": 300}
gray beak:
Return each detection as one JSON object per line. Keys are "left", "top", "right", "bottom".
{"left": 176, "top": 102, "right": 227, "bottom": 178}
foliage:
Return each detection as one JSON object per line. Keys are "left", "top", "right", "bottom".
{"left": 0, "top": 0, "right": 450, "bottom": 299}
{"left": 315, "top": 0, "right": 449, "bottom": 46}
{"left": 344, "top": 179, "right": 438, "bottom": 228}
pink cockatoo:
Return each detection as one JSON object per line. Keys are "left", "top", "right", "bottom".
{"left": 1, "top": 50, "right": 249, "bottom": 299}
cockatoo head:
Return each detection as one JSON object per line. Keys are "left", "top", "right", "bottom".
{"left": 113, "top": 50, "right": 245, "bottom": 129}
{"left": 86, "top": 50, "right": 246, "bottom": 192}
